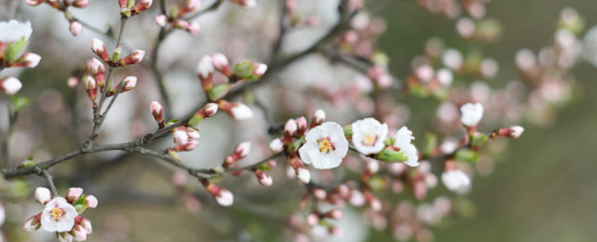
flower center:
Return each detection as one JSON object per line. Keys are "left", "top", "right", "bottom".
{"left": 362, "top": 131, "right": 377, "bottom": 146}
{"left": 318, "top": 137, "right": 335, "bottom": 153}
{"left": 50, "top": 208, "right": 64, "bottom": 221}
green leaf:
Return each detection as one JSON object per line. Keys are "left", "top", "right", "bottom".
{"left": 424, "top": 133, "right": 438, "bottom": 156}
{"left": 367, "top": 176, "right": 386, "bottom": 192}
{"left": 470, "top": 133, "right": 489, "bottom": 147}
{"left": 188, "top": 112, "right": 204, "bottom": 128}
{"left": 376, "top": 148, "right": 407, "bottom": 163}
{"left": 288, "top": 137, "right": 305, "bottom": 153}
{"left": 208, "top": 83, "right": 230, "bottom": 101}
{"left": 343, "top": 125, "right": 352, "bottom": 138}
{"left": 233, "top": 61, "right": 259, "bottom": 81}
{"left": 22, "top": 156, "right": 35, "bottom": 167}
{"left": 454, "top": 148, "right": 480, "bottom": 163}
{"left": 5, "top": 38, "right": 28, "bottom": 63}
{"left": 12, "top": 95, "right": 30, "bottom": 113}
{"left": 384, "top": 136, "right": 395, "bottom": 146}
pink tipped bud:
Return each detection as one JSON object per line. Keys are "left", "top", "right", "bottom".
{"left": 78, "top": 217, "right": 92, "bottom": 233}
{"left": 230, "top": 0, "right": 256, "bottom": 8}
{"left": 284, "top": 119, "right": 298, "bottom": 136}
{"left": 230, "top": 103, "right": 253, "bottom": 120}
{"left": 186, "top": 22, "right": 201, "bottom": 35}
{"left": 85, "top": 76, "right": 98, "bottom": 101}
{"left": 23, "top": 214, "right": 42, "bottom": 232}
{"left": 67, "top": 77, "right": 79, "bottom": 88}
{"left": 123, "top": 76, "right": 137, "bottom": 91}
{"left": 509, "top": 125, "right": 524, "bottom": 138}
{"left": 22, "top": 53, "right": 41, "bottom": 68}
{"left": 73, "top": 226, "right": 88, "bottom": 241}
{"left": 66, "top": 187, "right": 84, "bottom": 203}
{"left": 88, "top": 58, "right": 103, "bottom": 73}
{"left": 119, "top": 50, "right": 145, "bottom": 66}
{"left": 84, "top": 195, "right": 98, "bottom": 209}
{"left": 202, "top": 102, "right": 219, "bottom": 117}
{"left": 253, "top": 63, "right": 267, "bottom": 77}
{"left": 92, "top": 38, "right": 110, "bottom": 62}
{"left": 26, "top": 0, "right": 44, "bottom": 6}
{"left": 311, "top": 109, "right": 326, "bottom": 127}
{"left": 211, "top": 53, "right": 232, "bottom": 77}
{"left": 119, "top": 0, "right": 126, "bottom": 8}
{"left": 173, "top": 19, "right": 189, "bottom": 30}
{"left": 1, "top": 77, "right": 22, "bottom": 95}
{"left": 269, "top": 138, "right": 283, "bottom": 152}
{"left": 178, "top": 0, "right": 201, "bottom": 16}
{"left": 150, "top": 101, "right": 164, "bottom": 126}
{"left": 295, "top": 116, "right": 307, "bottom": 136}
{"left": 155, "top": 15, "right": 168, "bottom": 27}
{"left": 133, "top": 0, "right": 153, "bottom": 13}
{"left": 173, "top": 128, "right": 189, "bottom": 145}
{"left": 69, "top": 21, "right": 83, "bottom": 36}
{"left": 197, "top": 55, "right": 214, "bottom": 80}
{"left": 296, "top": 167, "right": 311, "bottom": 183}
{"left": 255, "top": 170, "right": 273, "bottom": 186}
{"left": 307, "top": 213, "right": 319, "bottom": 225}
{"left": 35, "top": 187, "right": 52, "bottom": 204}
{"left": 215, "top": 188, "right": 234, "bottom": 206}
{"left": 180, "top": 140, "right": 199, "bottom": 151}
{"left": 312, "top": 188, "right": 327, "bottom": 200}
{"left": 235, "top": 141, "right": 251, "bottom": 158}
{"left": 186, "top": 127, "right": 200, "bottom": 140}
{"left": 73, "top": 0, "right": 88, "bottom": 8}
{"left": 324, "top": 209, "right": 343, "bottom": 220}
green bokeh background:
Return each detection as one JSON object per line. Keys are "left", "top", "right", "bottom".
{"left": 377, "top": 0, "right": 597, "bottom": 241}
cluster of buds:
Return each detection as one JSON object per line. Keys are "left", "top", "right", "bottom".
{"left": 154, "top": 0, "right": 201, "bottom": 35}
{"left": 119, "top": 0, "right": 153, "bottom": 17}
{"left": 24, "top": 187, "right": 97, "bottom": 242}
{"left": 0, "top": 20, "right": 41, "bottom": 69}
{"left": 201, "top": 179, "right": 234, "bottom": 206}
{"left": 223, "top": 142, "right": 251, "bottom": 168}
{"left": 196, "top": 54, "right": 267, "bottom": 101}
{"left": 91, "top": 38, "right": 145, "bottom": 67}
{"left": 166, "top": 126, "right": 200, "bottom": 162}
{"left": 284, "top": 0, "right": 319, "bottom": 27}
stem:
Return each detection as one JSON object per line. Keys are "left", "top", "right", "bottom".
{"left": 271, "top": 0, "right": 288, "bottom": 61}
{"left": 36, "top": 168, "right": 58, "bottom": 196}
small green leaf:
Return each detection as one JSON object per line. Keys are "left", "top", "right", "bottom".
{"left": 384, "top": 136, "right": 395, "bottom": 146}
{"left": 288, "top": 137, "right": 306, "bottom": 153}
{"left": 22, "top": 156, "right": 35, "bottom": 167}
{"left": 454, "top": 148, "right": 480, "bottom": 163}
{"left": 343, "top": 125, "right": 352, "bottom": 138}
{"left": 208, "top": 83, "right": 230, "bottom": 101}
{"left": 12, "top": 95, "right": 31, "bottom": 113}
{"left": 233, "top": 61, "right": 259, "bottom": 81}
{"left": 5, "top": 38, "right": 28, "bottom": 63}
{"left": 376, "top": 148, "right": 407, "bottom": 163}
{"left": 470, "top": 133, "right": 489, "bottom": 147}
{"left": 188, "top": 112, "right": 204, "bottom": 128}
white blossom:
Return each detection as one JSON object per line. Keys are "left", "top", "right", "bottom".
{"left": 351, "top": 118, "right": 388, "bottom": 155}
{"left": 299, "top": 122, "right": 349, "bottom": 169}
{"left": 0, "top": 20, "right": 32, "bottom": 43}
{"left": 41, "top": 197, "right": 77, "bottom": 233}
{"left": 441, "top": 170, "right": 471, "bottom": 194}
{"left": 393, "top": 126, "right": 419, "bottom": 167}
{"left": 35, "top": 187, "right": 52, "bottom": 204}
{"left": 460, "top": 103, "right": 483, "bottom": 127}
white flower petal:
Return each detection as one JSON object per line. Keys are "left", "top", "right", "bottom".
{"left": 0, "top": 20, "right": 32, "bottom": 43}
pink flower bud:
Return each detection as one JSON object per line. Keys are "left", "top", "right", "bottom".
{"left": 23, "top": 213, "right": 42, "bottom": 232}
{"left": 35, "top": 187, "right": 52, "bottom": 204}
{"left": 88, "top": 58, "right": 103, "bottom": 73}
{"left": 173, "top": 128, "right": 189, "bottom": 145}
{"left": 211, "top": 53, "right": 232, "bottom": 76}
{"left": 77, "top": 217, "right": 92, "bottom": 233}
{"left": 22, "top": 53, "right": 41, "bottom": 68}
{"left": 66, "top": 187, "right": 84, "bottom": 203}
{"left": 311, "top": 109, "right": 326, "bottom": 127}
{"left": 230, "top": 0, "right": 256, "bottom": 8}
{"left": 269, "top": 138, "right": 283, "bottom": 152}
{"left": 73, "top": 226, "right": 88, "bottom": 241}
{"left": 155, "top": 15, "right": 168, "bottom": 27}
{"left": 186, "top": 127, "right": 200, "bottom": 140}
{"left": 70, "top": 21, "right": 82, "bottom": 36}
{"left": 312, "top": 188, "right": 327, "bottom": 200}
{"left": 85, "top": 76, "right": 97, "bottom": 102}
{"left": 119, "top": 0, "right": 126, "bottom": 8}
{"left": 255, "top": 170, "right": 273, "bottom": 186}
{"left": 122, "top": 76, "right": 137, "bottom": 92}
{"left": 26, "top": 0, "right": 44, "bottom": 6}
{"left": 509, "top": 125, "right": 524, "bottom": 138}
{"left": 202, "top": 102, "right": 219, "bottom": 117}
{"left": 230, "top": 103, "right": 253, "bottom": 120}
{"left": 325, "top": 209, "right": 343, "bottom": 220}
{"left": 253, "top": 63, "right": 267, "bottom": 77}
{"left": 119, "top": 50, "right": 145, "bottom": 66}
{"left": 215, "top": 188, "right": 234, "bottom": 206}
{"left": 178, "top": 140, "right": 199, "bottom": 151}
{"left": 197, "top": 55, "right": 215, "bottom": 80}
{"left": 67, "top": 77, "right": 79, "bottom": 88}
{"left": 73, "top": 0, "right": 88, "bottom": 8}
{"left": 284, "top": 119, "right": 298, "bottom": 136}
{"left": 173, "top": 19, "right": 189, "bottom": 30}
{"left": 295, "top": 116, "right": 307, "bottom": 136}
{"left": 85, "top": 195, "right": 98, "bottom": 209}
{"left": 296, "top": 167, "right": 311, "bottom": 183}
{"left": 235, "top": 141, "right": 251, "bottom": 158}
{"left": 307, "top": 213, "right": 319, "bottom": 225}
{"left": 150, "top": 101, "right": 164, "bottom": 125}
{"left": 134, "top": 0, "right": 152, "bottom": 13}
{"left": 92, "top": 38, "right": 110, "bottom": 62}
{"left": 1, "top": 77, "right": 22, "bottom": 95}
{"left": 186, "top": 22, "right": 201, "bottom": 35}
{"left": 179, "top": 0, "right": 201, "bottom": 16}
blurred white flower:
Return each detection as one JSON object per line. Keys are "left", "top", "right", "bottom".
{"left": 460, "top": 103, "right": 483, "bottom": 127}
{"left": 393, "top": 126, "right": 419, "bottom": 167}
{"left": 441, "top": 170, "right": 471, "bottom": 194}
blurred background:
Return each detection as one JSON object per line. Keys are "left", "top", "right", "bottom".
{"left": 1, "top": 0, "right": 597, "bottom": 241}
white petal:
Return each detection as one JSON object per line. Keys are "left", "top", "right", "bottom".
{"left": 0, "top": 20, "right": 32, "bottom": 42}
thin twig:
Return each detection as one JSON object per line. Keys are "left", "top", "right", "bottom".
{"left": 36, "top": 168, "right": 58, "bottom": 196}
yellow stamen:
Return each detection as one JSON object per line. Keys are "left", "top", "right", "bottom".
{"left": 50, "top": 208, "right": 64, "bottom": 221}
{"left": 363, "top": 132, "right": 377, "bottom": 146}
{"left": 318, "top": 137, "right": 334, "bottom": 153}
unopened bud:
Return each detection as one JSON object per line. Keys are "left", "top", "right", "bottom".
{"left": 284, "top": 119, "right": 298, "bottom": 136}
{"left": 155, "top": 14, "right": 168, "bottom": 27}
{"left": 230, "top": 0, "right": 256, "bottom": 8}
{"left": 26, "top": 0, "right": 44, "bottom": 6}
{"left": 187, "top": 127, "right": 200, "bottom": 140}
{"left": 307, "top": 213, "right": 319, "bottom": 225}
{"left": 85, "top": 195, "right": 98, "bottom": 209}
{"left": 255, "top": 170, "right": 273, "bottom": 186}
{"left": 21, "top": 53, "right": 41, "bottom": 68}
{"left": 235, "top": 141, "right": 251, "bottom": 159}
{"left": 150, "top": 101, "right": 164, "bottom": 127}
{"left": 0, "top": 77, "right": 22, "bottom": 95}
{"left": 70, "top": 21, "right": 83, "bottom": 36}
{"left": 311, "top": 109, "right": 326, "bottom": 127}
{"left": 295, "top": 116, "right": 307, "bottom": 136}
{"left": 296, "top": 167, "right": 311, "bottom": 183}
{"left": 133, "top": 0, "right": 153, "bottom": 14}
{"left": 73, "top": 0, "right": 88, "bottom": 8}
{"left": 23, "top": 214, "right": 42, "bottom": 232}
{"left": 253, "top": 63, "right": 267, "bottom": 77}
{"left": 91, "top": 38, "right": 110, "bottom": 62}
{"left": 119, "top": 50, "right": 145, "bottom": 66}
{"left": 215, "top": 188, "right": 234, "bottom": 206}
{"left": 186, "top": 22, "right": 201, "bottom": 35}
{"left": 66, "top": 187, "right": 84, "bottom": 203}
{"left": 324, "top": 209, "right": 343, "bottom": 220}
{"left": 178, "top": 0, "right": 202, "bottom": 16}
{"left": 211, "top": 53, "right": 232, "bottom": 76}
{"left": 173, "top": 128, "right": 189, "bottom": 145}
{"left": 219, "top": 101, "right": 253, "bottom": 120}
{"left": 85, "top": 76, "right": 97, "bottom": 101}
{"left": 197, "top": 55, "right": 214, "bottom": 90}
{"left": 35, "top": 187, "right": 52, "bottom": 205}
{"left": 269, "top": 138, "right": 283, "bottom": 152}
{"left": 173, "top": 19, "right": 189, "bottom": 30}
{"left": 202, "top": 102, "right": 219, "bottom": 117}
